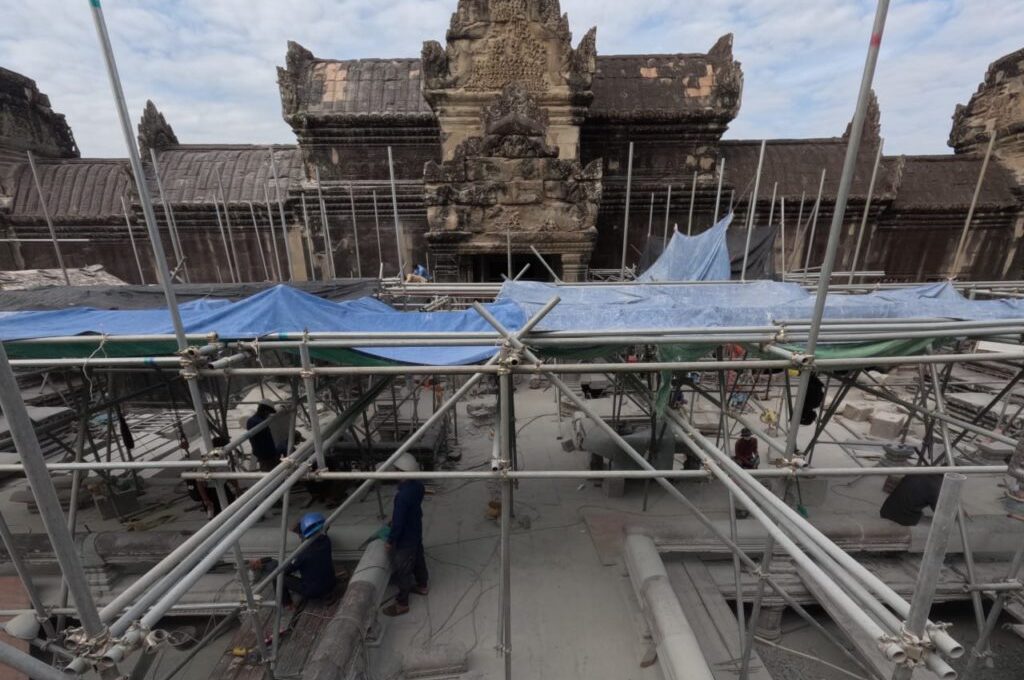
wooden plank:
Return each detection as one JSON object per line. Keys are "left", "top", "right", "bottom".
{"left": 666, "top": 559, "right": 773, "bottom": 680}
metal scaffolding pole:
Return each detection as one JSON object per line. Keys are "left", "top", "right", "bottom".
{"left": 662, "top": 184, "right": 673, "bottom": 249}
{"left": 848, "top": 140, "right": 884, "bottom": 283}
{"left": 268, "top": 146, "right": 295, "bottom": 281}
{"left": 0, "top": 343, "right": 104, "bottom": 639}
{"left": 741, "top": 140, "right": 766, "bottom": 281}
{"left": 800, "top": 169, "right": 827, "bottom": 280}
{"left": 714, "top": 157, "right": 725, "bottom": 222}
{"left": 247, "top": 202, "right": 270, "bottom": 281}
{"left": 951, "top": 133, "right": 997, "bottom": 278}
{"left": 498, "top": 369, "right": 513, "bottom": 679}
{"left": 216, "top": 173, "right": 243, "bottom": 281}
{"left": 372, "top": 189, "right": 384, "bottom": 270}
{"left": 0, "top": 639, "right": 68, "bottom": 680}
{"left": 348, "top": 183, "right": 363, "bottom": 278}
{"left": 767, "top": 182, "right": 778, "bottom": 228}
{"left": 314, "top": 166, "right": 335, "bottom": 280}
{"left": 647, "top": 192, "right": 655, "bottom": 240}
{"left": 121, "top": 195, "right": 146, "bottom": 284}
{"left": 262, "top": 184, "right": 283, "bottom": 281}
{"left": 961, "top": 538, "right": 1024, "bottom": 680}
{"left": 25, "top": 150, "right": 70, "bottom": 286}
{"left": 687, "top": 171, "right": 697, "bottom": 236}
{"left": 0, "top": 510, "right": 57, "bottom": 640}
{"left": 779, "top": 197, "right": 787, "bottom": 279}
{"left": 620, "top": 141, "right": 635, "bottom": 280}
{"left": 300, "top": 193, "right": 317, "bottom": 280}
{"left": 785, "top": 0, "right": 889, "bottom": 460}
{"left": 211, "top": 193, "right": 237, "bottom": 283}
{"left": 149, "top": 148, "right": 188, "bottom": 282}
{"left": 387, "top": 146, "right": 407, "bottom": 278}
{"left": 891, "top": 473, "right": 965, "bottom": 680}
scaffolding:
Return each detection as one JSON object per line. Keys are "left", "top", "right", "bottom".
{"left": 2, "top": 1, "right": 1024, "bottom": 679}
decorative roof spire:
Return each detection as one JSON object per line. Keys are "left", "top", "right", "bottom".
{"left": 137, "top": 100, "right": 178, "bottom": 157}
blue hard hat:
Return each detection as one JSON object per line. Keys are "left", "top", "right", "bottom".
{"left": 298, "top": 512, "right": 326, "bottom": 538}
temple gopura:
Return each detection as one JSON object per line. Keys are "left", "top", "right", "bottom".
{"left": 1, "top": 0, "right": 1023, "bottom": 284}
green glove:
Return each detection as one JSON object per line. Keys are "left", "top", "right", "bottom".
{"left": 375, "top": 525, "right": 391, "bottom": 542}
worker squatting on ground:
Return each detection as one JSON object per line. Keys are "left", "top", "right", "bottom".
{"left": 383, "top": 453, "right": 430, "bottom": 617}
{"left": 247, "top": 399, "right": 286, "bottom": 472}
{"left": 734, "top": 428, "right": 760, "bottom": 470}
{"left": 250, "top": 512, "right": 337, "bottom": 608}
{"left": 880, "top": 474, "right": 944, "bottom": 527}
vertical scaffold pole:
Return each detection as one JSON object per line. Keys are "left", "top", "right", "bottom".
{"left": 387, "top": 147, "right": 407, "bottom": 278}
{"left": 849, "top": 140, "right": 884, "bottom": 283}
{"left": 300, "top": 194, "right": 317, "bottom": 281}
{"left": 741, "top": 140, "right": 766, "bottom": 282}
{"left": 372, "top": 189, "right": 384, "bottom": 270}
{"left": 801, "top": 169, "right": 827, "bottom": 282}
{"left": 620, "top": 141, "right": 634, "bottom": 280}
{"left": 687, "top": 171, "right": 697, "bottom": 235}
{"left": 714, "top": 157, "right": 725, "bottom": 222}
{"left": 248, "top": 202, "right": 271, "bottom": 281}
{"left": 269, "top": 146, "right": 295, "bottom": 281}
{"left": 891, "top": 473, "right": 965, "bottom": 680}
{"left": 662, "top": 184, "right": 673, "bottom": 249}
{"left": 263, "top": 183, "right": 283, "bottom": 282}
{"left": 25, "top": 150, "right": 70, "bottom": 286}
{"left": 314, "top": 166, "right": 335, "bottom": 280}
{"left": 149, "top": 148, "right": 188, "bottom": 282}
{"left": 647, "top": 192, "right": 655, "bottom": 240}
{"left": 348, "top": 183, "right": 363, "bottom": 278}
{"left": 951, "top": 132, "right": 997, "bottom": 279}
{"left": 121, "top": 196, "right": 146, "bottom": 284}
{"left": 785, "top": 0, "right": 890, "bottom": 460}
{"left": 216, "top": 173, "right": 243, "bottom": 281}
{"left": 498, "top": 369, "right": 514, "bottom": 680}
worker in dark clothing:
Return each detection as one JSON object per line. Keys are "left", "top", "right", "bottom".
{"left": 880, "top": 474, "right": 944, "bottom": 527}
{"left": 383, "top": 453, "right": 429, "bottom": 617}
{"left": 250, "top": 512, "right": 336, "bottom": 608}
{"left": 247, "top": 400, "right": 285, "bottom": 472}
{"left": 734, "top": 428, "right": 760, "bottom": 470}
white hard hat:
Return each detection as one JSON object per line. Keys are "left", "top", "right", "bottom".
{"left": 258, "top": 399, "right": 275, "bottom": 409}
{"left": 393, "top": 453, "right": 421, "bottom": 473}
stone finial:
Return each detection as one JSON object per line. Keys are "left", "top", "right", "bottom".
{"left": 137, "top": 100, "right": 178, "bottom": 157}
{"left": 277, "top": 41, "right": 316, "bottom": 117}
{"left": 422, "top": 40, "right": 449, "bottom": 90}
{"left": 843, "top": 89, "right": 881, "bottom": 145}
{"left": 708, "top": 33, "right": 734, "bottom": 62}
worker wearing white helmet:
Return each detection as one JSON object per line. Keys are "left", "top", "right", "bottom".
{"left": 382, "top": 452, "right": 429, "bottom": 617}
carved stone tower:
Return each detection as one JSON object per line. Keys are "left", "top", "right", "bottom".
{"left": 422, "top": 0, "right": 600, "bottom": 281}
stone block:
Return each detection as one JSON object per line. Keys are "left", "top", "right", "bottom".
{"left": 869, "top": 411, "right": 906, "bottom": 440}
{"left": 842, "top": 400, "right": 874, "bottom": 422}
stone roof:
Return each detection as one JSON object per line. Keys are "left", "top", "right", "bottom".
{"left": 287, "top": 58, "right": 433, "bottom": 119}
{"left": 890, "top": 155, "right": 1020, "bottom": 210}
{"left": 8, "top": 158, "right": 133, "bottom": 221}
{"left": 279, "top": 46, "right": 743, "bottom": 125}
{"left": 145, "top": 145, "right": 301, "bottom": 205}
{"left": 719, "top": 139, "right": 893, "bottom": 201}
{"left": 589, "top": 51, "right": 742, "bottom": 122}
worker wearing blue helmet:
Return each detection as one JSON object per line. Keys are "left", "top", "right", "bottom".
{"left": 250, "top": 511, "right": 336, "bottom": 608}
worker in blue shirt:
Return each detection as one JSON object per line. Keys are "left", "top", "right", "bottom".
{"left": 251, "top": 512, "right": 336, "bottom": 608}
{"left": 247, "top": 399, "right": 285, "bottom": 472}
{"left": 382, "top": 453, "right": 429, "bottom": 617}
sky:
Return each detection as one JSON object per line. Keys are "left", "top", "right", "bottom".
{"left": 2, "top": 0, "right": 1022, "bottom": 158}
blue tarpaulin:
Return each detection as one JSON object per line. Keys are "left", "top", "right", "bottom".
{"left": 0, "top": 285, "right": 526, "bottom": 366}
{"left": 637, "top": 214, "right": 733, "bottom": 282}
{"left": 497, "top": 280, "right": 1024, "bottom": 332}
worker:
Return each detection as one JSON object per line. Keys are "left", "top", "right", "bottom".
{"left": 880, "top": 474, "right": 944, "bottom": 527}
{"left": 382, "top": 453, "right": 429, "bottom": 617}
{"left": 733, "top": 428, "right": 760, "bottom": 470}
{"left": 250, "top": 512, "right": 336, "bottom": 608}
{"left": 247, "top": 399, "right": 285, "bottom": 472}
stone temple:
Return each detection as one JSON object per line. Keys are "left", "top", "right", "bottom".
{"left": 1, "top": 0, "right": 1023, "bottom": 284}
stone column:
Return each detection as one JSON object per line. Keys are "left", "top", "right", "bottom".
{"left": 755, "top": 605, "right": 786, "bottom": 642}
{"left": 562, "top": 253, "right": 586, "bottom": 282}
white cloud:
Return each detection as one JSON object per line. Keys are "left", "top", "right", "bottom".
{"left": 1, "top": 0, "right": 1020, "bottom": 157}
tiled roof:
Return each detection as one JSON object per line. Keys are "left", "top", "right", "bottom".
{"left": 9, "top": 159, "right": 132, "bottom": 220}
{"left": 890, "top": 155, "right": 1019, "bottom": 210}
{"left": 146, "top": 145, "right": 301, "bottom": 205}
